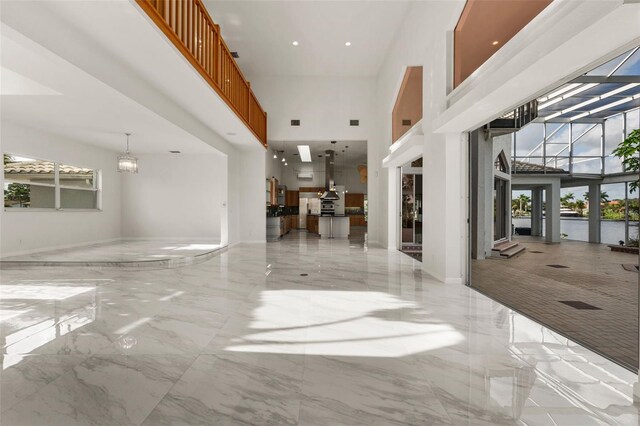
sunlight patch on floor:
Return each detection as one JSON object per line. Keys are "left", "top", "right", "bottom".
{"left": 225, "top": 290, "right": 465, "bottom": 357}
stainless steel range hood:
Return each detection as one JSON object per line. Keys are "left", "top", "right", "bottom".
{"left": 320, "top": 150, "right": 340, "bottom": 200}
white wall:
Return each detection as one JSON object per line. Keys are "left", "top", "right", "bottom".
{"left": 121, "top": 153, "right": 226, "bottom": 241}
{"left": 250, "top": 76, "right": 376, "bottom": 142}
{"left": 375, "top": 1, "right": 467, "bottom": 283}
{"left": 228, "top": 146, "right": 266, "bottom": 244}
{"left": 0, "top": 123, "right": 121, "bottom": 255}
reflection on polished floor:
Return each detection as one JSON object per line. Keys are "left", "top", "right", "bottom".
{"left": 1, "top": 232, "right": 638, "bottom": 425}
{"left": 472, "top": 238, "right": 638, "bottom": 371}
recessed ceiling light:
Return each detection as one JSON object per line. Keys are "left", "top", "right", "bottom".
{"left": 345, "top": 42, "right": 351, "bottom": 47}
{"left": 169, "top": 150, "right": 181, "bottom": 154}
{"left": 297, "top": 145, "right": 312, "bottom": 162}
{"left": 292, "top": 41, "right": 299, "bottom": 46}
{"left": 492, "top": 41, "right": 499, "bottom": 46}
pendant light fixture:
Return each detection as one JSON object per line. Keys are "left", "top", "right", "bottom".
{"left": 117, "top": 133, "right": 138, "bottom": 173}
{"left": 345, "top": 145, "right": 349, "bottom": 193}
{"left": 273, "top": 150, "right": 278, "bottom": 159}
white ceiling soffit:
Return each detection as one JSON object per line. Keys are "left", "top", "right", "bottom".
{"left": 0, "top": 24, "right": 216, "bottom": 155}
{"left": 205, "top": 0, "right": 413, "bottom": 77}
{"left": 0, "top": 1, "right": 262, "bottom": 152}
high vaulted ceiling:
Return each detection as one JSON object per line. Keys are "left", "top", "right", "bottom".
{"left": 205, "top": 1, "right": 412, "bottom": 78}
{"left": 271, "top": 140, "right": 367, "bottom": 166}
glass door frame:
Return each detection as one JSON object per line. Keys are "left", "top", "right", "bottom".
{"left": 399, "top": 164, "right": 423, "bottom": 248}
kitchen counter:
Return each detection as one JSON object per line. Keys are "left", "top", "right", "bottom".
{"left": 318, "top": 216, "right": 350, "bottom": 239}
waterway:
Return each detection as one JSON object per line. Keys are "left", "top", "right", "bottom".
{"left": 512, "top": 217, "right": 639, "bottom": 244}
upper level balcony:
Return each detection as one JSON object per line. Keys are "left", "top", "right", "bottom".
{"left": 136, "top": 0, "right": 267, "bottom": 147}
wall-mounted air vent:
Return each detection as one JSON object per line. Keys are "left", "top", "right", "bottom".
{"left": 231, "top": 51, "right": 239, "bottom": 58}
{"left": 297, "top": 172, "right": 313, "bottom": 180}
{"left": 402, "top": 119, "right": 412, "bottom": 126}
{"left": 291, "top": 119, "right": 300, "bottom": 126}
{"left": 350, "top": 120, "right": 359, "bottom": 126}
{"left": 169, "top": 150, "right": 181, "bottom": 154}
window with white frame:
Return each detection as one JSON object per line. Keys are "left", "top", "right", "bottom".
{"left": 3, "top": 154, "right": 100, "bottom": 210}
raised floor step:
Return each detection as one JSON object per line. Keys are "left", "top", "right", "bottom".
{"left": 499, "top": 245, "right": 526, "bottom": 259}
{"left": 492, "top": 241, "right": 519, "bottom": 253}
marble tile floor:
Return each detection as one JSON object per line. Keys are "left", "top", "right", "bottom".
{"left": 0, "top": 239, "right": 223, "bottom": 269}
{"left": 0, "top": 232, "right": 638, "bottom": 425}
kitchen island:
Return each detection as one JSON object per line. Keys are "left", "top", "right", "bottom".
{"left": 308, "top": 215, "right": 350, "bottom": 239}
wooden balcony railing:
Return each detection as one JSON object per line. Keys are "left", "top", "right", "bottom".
{"left": 136, "top": 0, "right": 267, "bottom": 147}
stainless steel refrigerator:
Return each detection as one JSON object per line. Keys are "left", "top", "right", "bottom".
{"left": 299, "top": 198, "right": 308, "bottom": 228}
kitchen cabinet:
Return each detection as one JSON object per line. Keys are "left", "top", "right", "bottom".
{"left": 285, "top": 190, "right": 299, "bottom": 206}
{"left": 345, "top": 193, "right": 365, "bottom": 208}
{"left": 307, "top": 215, "right": 319, "bottom": 234}
{"left": 349, "top": 215, "right": 366, "bottom": 227}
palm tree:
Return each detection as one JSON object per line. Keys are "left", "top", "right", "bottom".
{"left": 560, "top": 193, "right": 575, "bottom": 208}
{"left": 574, "top": 200, "right": 586, "bottom": 216}
{"left": 584, "top": 190, "right": 610, "bottom": 205}
{"left": 517, "top": 194, "right": 531, "bottom": 215}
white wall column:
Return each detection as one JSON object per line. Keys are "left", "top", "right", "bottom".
{"left": 588, "top": 183, "right": 601, "bottom": 244}
{"left": 531, "top": 187, "right": 544, "bottom": 237}
{"left": 470, "top": 130, "right": 493, "bottom": 259}
{"left": 422, "top": 132, "right": 466, "bottom": 284}
{"left": 228, "top": 146, "right": 266, "bottom": 245}
{"left": 387, "top": 167, "right": 399, "bottom": 249}
{"left": 545, "top": 181, "right": 561, "bottom": 243}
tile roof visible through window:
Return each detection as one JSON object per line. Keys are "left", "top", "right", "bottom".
{"left": 4, "top": 162, "right": 92, "bottom": 175}
{"left": 513, "top": 160, "right": 566, "bottom": 174}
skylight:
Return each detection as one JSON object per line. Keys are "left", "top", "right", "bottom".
{"left": 297, "top": 145, "right": 312, "bottom": 162}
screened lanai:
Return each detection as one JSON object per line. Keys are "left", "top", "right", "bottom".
{"left": 470, "top": 47, "right": 639, "bottom": 371}
{"left": 514, "top": 45, "right": 639, "bottom": 175}
{"left": 510, "top": 46, "right": 640, "bottom": 245}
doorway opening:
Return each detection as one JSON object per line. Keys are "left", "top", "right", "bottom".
{"left": 400, "top": 157, "right": 422, "bottom": 261}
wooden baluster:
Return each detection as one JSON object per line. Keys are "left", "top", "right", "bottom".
{"left": 186, "top": 0, "right": 190, "bottom": 53}
{"left": 204, "top": 24, "right": 209, "bottom": 76}
{"left": 191, "top": 1, "right": 196, "bottom": 55}
{"left": 176, "top": 0, "right": 181, "bottom": 39}
{"left": 196, "top": 6, "right": 200, "bottom": 64}
{"left": 217, "top": 31, "right": 221, "bottom": 85}
{"left": 195, "top": 2, "right": 199, "bottom": 57}
{"left": 247, "top": 85, "right": 251, "bottom": 125}
{"left": 170, "top": 0, "right": 174, "bottom": 30}
{"left": 183, "top": 0, "right": 187, "bottom": 46}
{"left": 199, "top": 8, "right": 203, "bottom": 65}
